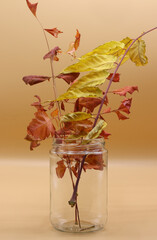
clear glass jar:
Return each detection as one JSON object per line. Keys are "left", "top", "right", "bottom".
{"left": 49, "top": 137, "right": 108, "bottom": 233}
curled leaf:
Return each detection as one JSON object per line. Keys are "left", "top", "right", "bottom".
{"left": 43, "top": 46, "right": 61, "bottom": 61}
{"left": 112, "top": 86, "right": 138, "bottom": 96}
{"left": 26, "top": 0, "right": 38, "bottom": 17}
{"left": 25, "top": 134, "right": 40, "bottom": 150}
{"left": 31, "top": 95, "right": 46, "bottom": 111}
{"left": 114, "top": 110, "right": 129, "bottom": 120}
{"left": 23, "top": 75, "right": 50, "bottom": 86}
{"left": 85, "top": 120, "right": 107, "bottom": 141}
{"left": 67, "top": 29, "right": 81, "bottom": 57}
{"left": 118, "top": 98, "right": 132, "bottom": 114}
{"left": 56, "top": 72, "right": 80, "bottom": 84}
{"left": 45, "top": 28, "right": 63, "bottom": 38}
{"left": 61, "top": 112, "right": 92, "bottom": 123}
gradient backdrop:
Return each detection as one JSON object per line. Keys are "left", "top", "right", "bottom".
{"left": 0, "top": 0, "right": 157, "bottom": 162}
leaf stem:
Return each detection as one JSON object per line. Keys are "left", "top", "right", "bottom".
{"left": 36, "top": 17, "right": 61, "bottom": 119}
{"left": 68, "top": 26, "right": 157, "bottom": 207}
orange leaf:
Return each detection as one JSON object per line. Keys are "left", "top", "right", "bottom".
{"left": 51, "top": 109, "right": 59, "bottom": 118}
{"left": 56, "top": 160, "right": 66, "bottom": 178}
{"left": 112, "top": 86, "right": 138, "bottom": 96}
{"left": 74, "top": 29, "right": 81, "bottom": 50}
{"left": 26, "top": 0, "right": 38, "bottom": 17}
{"left": 27, "top": 110, "right": 55, "bottom": 140}
{"left": 45, "top": 28, "right": 63, "bottom": 38}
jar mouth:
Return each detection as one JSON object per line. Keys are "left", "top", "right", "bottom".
{"left": 52, "top": 136, "right": 105, "bottom": 147}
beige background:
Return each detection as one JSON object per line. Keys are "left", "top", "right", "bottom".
{"left": 0, "top": 1, "right": 157, "bottom": 239}
{"left": 0, "top": 0, "right": 157, "bottom": 161}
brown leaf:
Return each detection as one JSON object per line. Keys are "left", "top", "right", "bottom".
{"left": 112, "top": 86, "right": 138, "bottom": 96}
{"left": 44, "top": 28, "right": 63, "bottom": 38}
{"left": 31, "top": 95, "right": 46, "bottom": 111}
{"left": 25, "top": 134, "right": 40, "bottom": 150}
{"left": 43, "top": 46, "right": 61, "bottom": 61}
{"left": 118, "top": 98, "right": 132, "bottom": 114}
{"left": 115, "top": 110, "right": 129, "bottom": 120}
{"left": 100, "top": 130, "right": 111, "bottom": 139}
{"left": 107, "top": 73, "right": 120, "bottom": 82}
{"left": 61, "top": 102, "right": 65, "bottom": 111}
{"left": 56, "top": 160, "right": 66, "bottom": 178}
{"left": 75, "top": 97, "right": 102, "bottom": 113}
{"left": 23, "top": 75, "right": 50, "bottom": 86}
{"left": 84, "top": 154, "right": 104, "bottom": 170}
{"left": 56, "top": 72, "right": 80, "bottom": 84}
{"left": 27, "top": 110, "right": 55, "bottom": 140}
{"left": 26, "top": 0, "right": 38, "bottom": 17}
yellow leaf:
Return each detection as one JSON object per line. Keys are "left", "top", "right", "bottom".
{"left": 62, "top": 54, "right": 117, "bottom": 73}
{"left": 129, "top": 39, "right": 148, "bottom": 66}
{"left": 61, "top": 112, "right": 92, "bottom": 122}
{"left": 69, "top": 70, "right": 110, "bottom": 89}
{"left": 57, "top": 87, "right": 102, "bottom": 101}
{"left": 83, "top": 120, "right": 107, "bottom": 143}
{"left": 81, "top": 41, "right": 125, "bottom": 58}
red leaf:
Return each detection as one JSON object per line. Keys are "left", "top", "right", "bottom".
{"left": 67, "top": 29, "right": 81, "bottom": 57}
{"left": 45, "top": 28, "right": 63, "bottom": 38}
{"left": 112, "top": 86, "right": 139, "bottom": 96}
{"left": 84, "top": 154, "right": 104, "bottom": 170}
{"left": 31, "top": 95, "right": 46, "bottom": 111}
{"left": 61, "top": 102, "right": 65, "bottom": 111}
{"left": 118, "top": 98, "right": 132, "bottom": 114}
{"left": 56, "top": 72, "right": 80, "bottom": 84}
{"left": 103, "top": 107, "right": 111, "bottom": 114}
{"left": 23, "top": 75, "right": 50, "bottom": 86}
{"left": 27, "top": 110, "right": 55, "bottom": 140}
{"left": 115, "top": 110, "right": 129, "bottom": 120}
{"left": 100, "top": 130, "right": 111, "bottom": 139}
{"left": 25, "top": 134, "right": 40, "bottom": 150}
{"left": 26, "top": 0, "right": 38, "bottom": 17}
{"left": 74, "top": 29, "right": 81, "bottom": 50}
{"left": 43, "top": 46, "right": 61, "bottom": 61}
{"left": 48, "top": 101, "right": 54, "bottom": 110}
{"left": 56, "top": 160, "right": 66, "bottom": 178}
{"left": 76, "top": 97, "right": 102, "bottom": 113}
{"left": 107, "top": 73, "right": 120, "bottom": 82}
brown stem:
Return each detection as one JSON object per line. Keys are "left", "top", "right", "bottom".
{"left": 69, "top": 26, "right": 157, "bottom": 207}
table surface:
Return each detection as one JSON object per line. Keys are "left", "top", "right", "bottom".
{"left": 0, "top": 158, "right": 157, "bottom": 240}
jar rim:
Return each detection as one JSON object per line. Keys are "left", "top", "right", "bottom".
{"left": 52, "top": 136, "right": 105, "bottom": 146}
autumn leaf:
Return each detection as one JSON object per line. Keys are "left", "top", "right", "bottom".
{"left": 67, "top": 29, "right": 81, "bottom": 57}
{"left": 84, "top": 120, "right": 107, "bottom": 141}
{"left": 44, "top": 28, "right": 63, "bottom": 38}
{"left": 129, "top": 39, "right": 148, "bottom": 66}
{"left": 51, "top": 109, "right": 59, "bottom": 118}
{"left": 57, "top": 87, "right": 102, "bottom": 101}
{"left": 61, "top": 102, "right": 65, "bottom": 111}
{"left": 112, "top": 86, "right": 138, "bottom": 96}
{"left": 43, "top": 46, "right": 61, "bottom": 61}
{"left": 84, "top": 154, "right": 104, "bottom": 171}
{"left": 114, "top": 110, "right": 129, "bottom": 120}
{"left": 100, "top": 130, "right": 111, "bottom": 139}
{"left": 31, "top": 95, "right": 46, "bottom": 111}
{"left": 25, "top": 134, "right": 40, "bottom": 150}
{"left": 103, "top": 107, "right": 111, "bottom": 114}
{"left": 75, "top": 97, "right": 102, "bottom": 113}
{"left": 27, "top": 110, "right": 55, "bottom": 140}
{"left": 69, "top": 70, "right": 110, "bottom": 89}
{"left": 26, "top": 0, "right": 38, "bottom": 17}
{"left": 56, "top": 72, "right": 80, "bottom": 84}
{"left": 118, "top": 98, "right": 132, "bottom": 114}
{"left": 81, "top": 41, "right": 125, "bottom": 58}
{"left": 62, "top": 54, "right": 117, "bottom": 73}
{"left": 56, "top": 160, "right": 66, "bottom": 178}
{"left": 61, "top": 112, "right": 91, "bottom": 123}
{"left": 107, "top": 73, "right": 120, "bottom": 82}
{"left": 23, "top": 75, "right": 50, "bottom": 86}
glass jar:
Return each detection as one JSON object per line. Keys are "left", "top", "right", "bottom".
{"left": 49, "top": 137, "right": 108, "bottom": 233}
